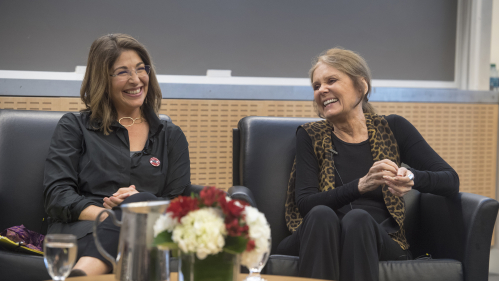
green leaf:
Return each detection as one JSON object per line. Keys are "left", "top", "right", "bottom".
{"left": 154, "top": 230, "right": 173, "bottom": 244}
{"left": 223, "top": 236, "right": 248, "bottom": 254}
{"left": 153, "top": 231, "right": 178, "bottom": 249}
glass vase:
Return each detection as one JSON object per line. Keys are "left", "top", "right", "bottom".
{"left": 178, "top": 251, "right": 239, "bottom": 281}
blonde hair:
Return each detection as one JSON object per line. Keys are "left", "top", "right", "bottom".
{"left": 80, "top": 34, "right": 162, "bottom": 135}
{"left": 310, "top": 47, "right": 375, "bottom": 117}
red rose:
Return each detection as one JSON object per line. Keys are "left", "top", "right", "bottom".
{"left": 225, "top": 218, "right": 249, "bottom": 236}
{"left": 225, "top": 200, "right": 246, "bottom": 218}
{"left": 246, "top": 239, "right": 256, "bottom": 252}
{"left": 218, "top": 195, "right": 228, "bottom": 212}
{"left": 200, "top": 186, "right": 226, "bottom": 206}
{"left": 167, "top": 196, "right": 200, "bottom": 221}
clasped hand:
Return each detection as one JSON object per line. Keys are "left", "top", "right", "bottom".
{"left": 103, "top": 185, "right": 139, "bottom": 209}
{"left": 358, "top": 159, "right": 414, "bottom": 197}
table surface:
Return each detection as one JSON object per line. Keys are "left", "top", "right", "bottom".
{"left": 60, "top": 273, "right": 328, "bottom": 281}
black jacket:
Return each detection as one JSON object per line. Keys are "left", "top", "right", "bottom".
{"left": 43, "top": 105, "right": 190, "bottom": 237}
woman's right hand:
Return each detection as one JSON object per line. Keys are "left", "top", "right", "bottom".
{"left": 358, "top": 159, "right": 398, "bottom": 194}
{"left": 103, "top": 185, "right": 139, "bottom": 209}
{"left": 78, "top": 205, "right": 109, "bottom": 221}
{"left": 112, "top": 185, "right": 137, "bottom": 197}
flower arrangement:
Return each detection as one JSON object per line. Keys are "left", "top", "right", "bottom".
{"left": 153, "top": 186, "right": 271, "bottom": 268}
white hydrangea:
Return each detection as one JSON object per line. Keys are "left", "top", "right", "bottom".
{"left": 154, "top": 212, "right": 178, "bottom": 237}
{"left": 172, "top": 208, "right": 226, "bottom": 260}
{"left": 241, "top": 206, "right": 271, "bottom": 268}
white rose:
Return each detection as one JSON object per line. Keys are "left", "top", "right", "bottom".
{"left": 172, "top": 208, "right": 226, "bottom": 260}
{"left": 241, "top": 206, "right": 271, "bottom": 268}
{"left": 154, "top": 212, "right": 178, "bottom": 237}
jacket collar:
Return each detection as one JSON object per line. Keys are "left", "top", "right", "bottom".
{"left": 142, "top": 104, "right": 164, "bottom": 136}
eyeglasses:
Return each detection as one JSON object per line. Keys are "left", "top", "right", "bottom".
{"left": 110, "top": 65, "right": 151, "bottom": 80}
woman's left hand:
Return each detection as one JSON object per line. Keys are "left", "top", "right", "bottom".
{"left": 383, "top": 167, "right": 414, "bottom": 197}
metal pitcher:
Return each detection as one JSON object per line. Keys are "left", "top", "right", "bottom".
{"left": 93, "top": 200, "right": 171, "bottom": 281}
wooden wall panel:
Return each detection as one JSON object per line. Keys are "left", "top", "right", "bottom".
{"left": 0, "top": 97, "right": 60, "bottom": 111}
{"left": 373, "top": 103, "right": 498, "bottom": 199}
{"left": 59, "top": 98, "right": 86, "bottom": 111}
{"left": 263, "top": 100, "right": 317, "bottom": 118}
{"left": 0, "top": 97, "right": 496, "bottom": 200}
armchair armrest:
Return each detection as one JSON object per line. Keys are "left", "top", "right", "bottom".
{"left": 182, "top": 184, "right": 205, "bottom": 196}
{"left": 228, "top": 186, "right": 257, "bottom": 208}
{"left": 460, "top": 193, "right": 498, "bottom": 281}
{"left": 418, "top": 192, "right": 499, "bottom": 281}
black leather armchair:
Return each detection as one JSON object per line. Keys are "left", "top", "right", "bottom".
{"left": 231, "top": 116, "right": 499, "bottom": 281}
{"left": 0, "top": 109, "right": 198, "bottom": 281}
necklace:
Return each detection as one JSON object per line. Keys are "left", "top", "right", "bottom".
{"left": 118, "top": 116, "right": 143, "bottom": 127}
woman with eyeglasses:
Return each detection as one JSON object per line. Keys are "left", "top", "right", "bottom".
{"left": 43, "top": 34, "right": 190, "bottom": 276}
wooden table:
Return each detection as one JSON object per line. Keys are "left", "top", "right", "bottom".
{"left": 61, "top": 273, "right": 328, "bottom": 281}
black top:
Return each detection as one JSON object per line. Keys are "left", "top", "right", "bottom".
{"left": 330, "top": 134, "right": 395, "bottom": 226}
{"left": 295, "top": 114, "right": 459, "bottom": 223}
{"left": 43, "top": 105, "right": 190, "bottom": 237}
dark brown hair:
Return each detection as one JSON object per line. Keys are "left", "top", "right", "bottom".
{"left": 80, "top": 33, "right": 162, "bottom": 134}
{"left": 310, "top": 47, "right": 375, "bottom": 117}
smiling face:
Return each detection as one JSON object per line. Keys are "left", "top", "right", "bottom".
{"left": 109, "top": 50, "right": 149, "bottom": 117}
{"left": 312, "top": 62, "right": 366, "bottom": 121}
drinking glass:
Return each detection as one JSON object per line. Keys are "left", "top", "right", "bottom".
{"left": 43, "top": 234, "right": 78, "bottom": 281}
{"left": 244, "top": 237, "right": 272, "bottom": 281}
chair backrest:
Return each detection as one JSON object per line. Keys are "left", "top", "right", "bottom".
{"left": 233, "top": 116, "right": 319, "bottom": 253}
{"left": 0, "top": 110, "right": 66, "bottom": 234}
{"left": 233, "top": 116, "right": 421, "bottom": 255}
{"left": 0, "top": 110, "right": 171, "bottom": 234}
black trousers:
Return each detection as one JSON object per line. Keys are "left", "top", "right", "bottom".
{"left": 276, "top": 205, "right": 410, "bottom": 281}
{"left": 77, "top": 192, "right": 158, "bottom": 269}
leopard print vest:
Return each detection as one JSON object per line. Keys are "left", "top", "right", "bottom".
{"left": 284, "top": 113, "right": 409, "bottom": 250}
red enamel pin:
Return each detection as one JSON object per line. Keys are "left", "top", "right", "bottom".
{"left": 150, "top": 157, "right": 160, "bottom": 167}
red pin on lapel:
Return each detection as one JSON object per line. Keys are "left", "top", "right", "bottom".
{"left": 150, "top": 157, "right": 160, "bottom": 167}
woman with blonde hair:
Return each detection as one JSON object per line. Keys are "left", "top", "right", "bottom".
{"left": 278, "top": 48, "right": 459, "bottom": 280}
{"left": 44, "top": 34, "right": 190, "bottom": 276}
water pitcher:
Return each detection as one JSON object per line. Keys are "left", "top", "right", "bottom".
{"left": 93, "top": 200, "right": 171, "bottom": 281}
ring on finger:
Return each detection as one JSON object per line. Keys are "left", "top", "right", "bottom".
{"left": 407, "top": 173, "right": 414, "bottom": 181}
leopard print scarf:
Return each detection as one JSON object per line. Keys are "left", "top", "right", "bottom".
{"left": 284, "top": 113, "right": 409, "bottom": 250}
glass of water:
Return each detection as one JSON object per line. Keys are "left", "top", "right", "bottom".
{"left": 244, "top": 237, "right": 272, "bottom": 281}
{"left": 43, "top": 234, "right": 78, "bottom": 281}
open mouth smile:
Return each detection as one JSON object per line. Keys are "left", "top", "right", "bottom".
{"left": 123, "top": 87, "right": 142, "bottom": 96}
{"left": 323, "top": 98, "right": 338, "bottom": 107}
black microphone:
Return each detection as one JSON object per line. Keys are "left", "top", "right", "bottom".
{"left": 329, "top": 148, "right": 338, "bottom": 155}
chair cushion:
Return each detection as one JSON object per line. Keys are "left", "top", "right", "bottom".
{"left": 264, "top": 255, "right": 299, "bottom": 276}
{"left": 264, "top": 255, "right": 463, "bottom": 281}
{"left": 0, "top": 250, "right": 50, "bottom": 281}
{"left": 379, "top": 259, "right": 463, "bottom": 281}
